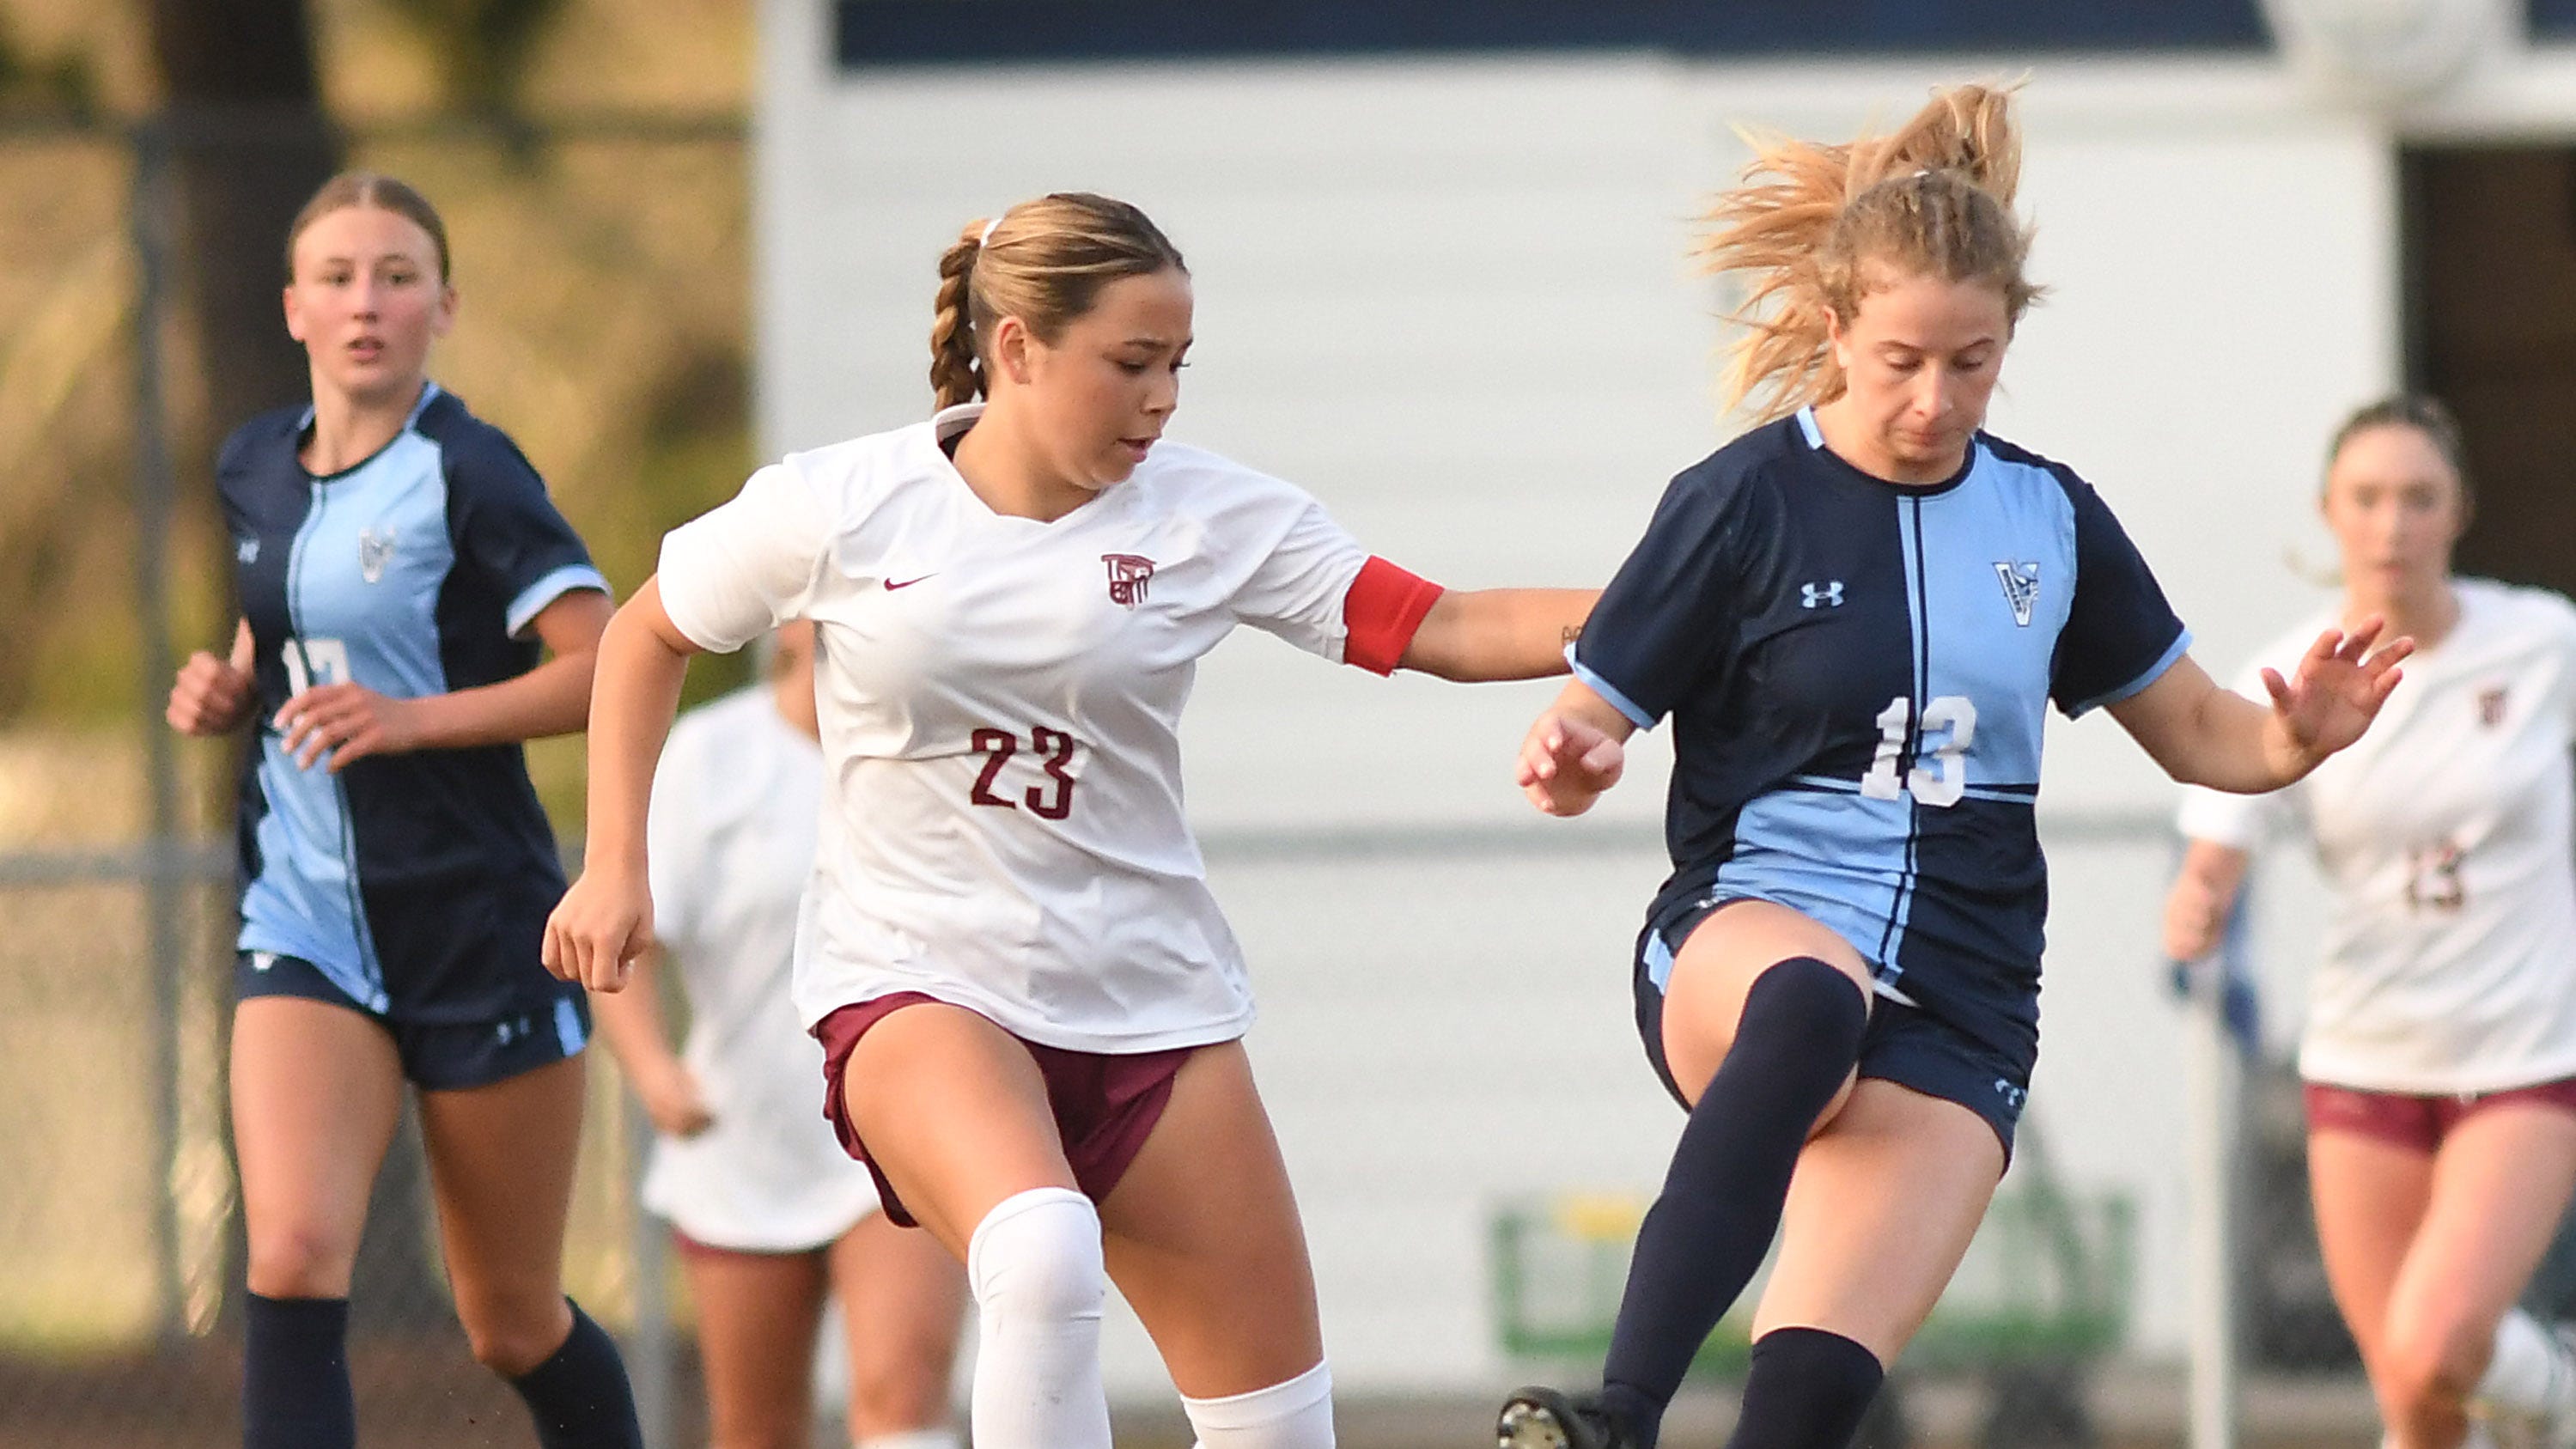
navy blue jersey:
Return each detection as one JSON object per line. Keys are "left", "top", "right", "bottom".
{"left": 1575, "top": 409, "right": 2189, "bottom": 1065}
{"left": 220, "top": 384, "right": 609, "bottom": 1022}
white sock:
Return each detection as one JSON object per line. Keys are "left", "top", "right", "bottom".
{"left": 965, "top": 1187, "right": 1110, "bottom": 1449}
{"left": 1181, "top": 1361, "right": 1335, "bottom": 1449}
{"left": 856, "top": 1432, "right": 961, "bottom": 1449}
{"left": 2479, "top": 1310, "right": 2576, "bottom": 1419}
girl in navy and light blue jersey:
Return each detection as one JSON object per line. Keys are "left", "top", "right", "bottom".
{"left": 165, "top": 173, "right": 639, "bottom": 1449}
{"left": 1497, "top": 86, "right": 2414, "bottom": 1449}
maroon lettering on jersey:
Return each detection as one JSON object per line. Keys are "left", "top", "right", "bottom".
{"left": 2480, "top": 685, "right": 2510, "bottom": 728}
{"left": 1102, "top": 553, "right": 1157, "bottom": 608}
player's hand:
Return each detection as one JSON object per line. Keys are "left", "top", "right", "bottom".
{"left": 2261, "top": 616, "right": 2413, "bottom": 776}
{"left": 545, "top": 869, "right": 655, "bottom": 993}
{"left": 167, "top": 650, "right": 256, "bottom": 736}
{"left": 635, "top": 1060, "right": 715, "bottom": 1139}
{"left": 2161, "top": 872, "right": 2228, "bottom": 964}
{"left": 1516, "top": 710, "right": 1626, "bottom": 817}
{"left": 276, "top": 683, "right": 422, "bottom": 771}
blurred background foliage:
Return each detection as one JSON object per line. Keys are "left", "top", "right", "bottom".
{"left": 0, "top": 0, "right": 760, "bottom": 839}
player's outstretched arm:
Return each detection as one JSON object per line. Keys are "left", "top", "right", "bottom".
{"left": 2162, "top": 838, "right": 2251, "bottom": 963}
{"left": 544, "top": 576, "right": 698, "bottom": 994}
{"left": 1399, "top": 588, "right": 1597, "bottom": 682}
{"left": 2107, "top": 619, "right": 2412, "bottom": 793}
{"left": 1516, "top": 679, "right": 1633, "bottom": 817}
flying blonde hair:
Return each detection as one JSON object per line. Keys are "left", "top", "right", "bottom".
{"left": 1699, "top": 83, "right": 2043, "bottom": 423}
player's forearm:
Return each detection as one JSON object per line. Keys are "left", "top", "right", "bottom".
{"left": 401, "top": 648, "right": 598, "bottom": 749}
{"left": 582, "top": 594, "right": 692, "bottom": 876}
{"left": 587, "top": 951, "right": 683, "bottom": 1081}
{"left": 1401, "top": 588, "right": 1596, "bottom": 682}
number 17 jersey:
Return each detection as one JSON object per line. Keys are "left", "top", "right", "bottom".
{"left": 1575, "top": 409, "right": 2189, "bottom": 1067}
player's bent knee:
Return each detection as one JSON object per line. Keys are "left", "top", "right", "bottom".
{"left": 967, "top": 1187, "right": 1105, "bottom": 1329}
{"left": 1180, "top": 1361, "right": 1334, "bottom": 1449}
{"left": 2378, "top": 1315, "right": 2489, "bottom": 1408}
{"left": 459, "top": 1298, "right": 573, "bottom": 1378}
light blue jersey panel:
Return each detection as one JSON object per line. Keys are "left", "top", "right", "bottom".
{"left": 1909, "top": 447, "right": 2084, "bottom": 795}
{"left": 237, "top": 396, "right": 460, "bottom": 1010}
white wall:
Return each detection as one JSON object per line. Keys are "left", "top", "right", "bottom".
{"left": 757, "top": 2, "right": 2429, "bottom": 1394}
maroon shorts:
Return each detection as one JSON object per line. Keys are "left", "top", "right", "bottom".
{"left": 2305, "top": 1076, "right": 2576, "bottom": 1154}
{"left": 814, "top": 992, "right": 1197, "bottom": 1229}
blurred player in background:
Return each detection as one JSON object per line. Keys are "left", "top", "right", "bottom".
{"left": 2165, "top": 397, "right": 2576, "bottom": 1449}
{"left": 162, "top": 173, "right": 640, "bottom": 1448}
{"left": 1499, "top": 86, "right": 2411, "bottom": 1449}
{"left": 544, "top": 190, "right": 1594, "bottom": 1449}
{"left": 591, "top": 617, "right": 967, "bottom": 1449}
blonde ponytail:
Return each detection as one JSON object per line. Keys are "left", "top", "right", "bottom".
{"left": 1698, "top": 83, "right": 2042, "bottom": 423}
{"left": 929, "top": 220, "right": 989, "bottom": 410}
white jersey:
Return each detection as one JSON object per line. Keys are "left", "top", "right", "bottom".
{"left": 2177, "top": 579, "right": 2576, "bottom": 1093}
{"left": 641, "top": 685, "right": 880, "bottom": 1251}
{"left": 655, "top": 404, "right": 1385, "bottom": 1053}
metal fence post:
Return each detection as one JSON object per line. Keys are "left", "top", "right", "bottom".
{"left": 128, "top": 112, "right": 190, "bottom": 1349}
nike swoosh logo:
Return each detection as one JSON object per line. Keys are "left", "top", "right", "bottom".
{"left": 884, "top": 575, "right": 935, "bottom": 591}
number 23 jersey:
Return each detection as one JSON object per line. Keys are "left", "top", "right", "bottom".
{"left": 1575, "top": 409, "right": 2189, "bottom": 1066}
{"left": 655, "top": 403, "right": 1426, "bottom": 1054}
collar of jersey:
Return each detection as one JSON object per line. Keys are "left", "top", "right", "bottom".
{"left": 295, "top": 381, "right": 443, "bottom": 484}
{"left": 1793, "top": 405, "right": 1981, "bottom": 498}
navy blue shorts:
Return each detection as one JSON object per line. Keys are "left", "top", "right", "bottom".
{"left": 1631, "top": 898, "right": 2030, "bottom": 1158}
{"left": 235, "top": 951, "right": 591, "bottom": 1092}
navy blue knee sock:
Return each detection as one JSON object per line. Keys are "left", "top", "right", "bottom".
{"left": 1725, "top": 1327, "right": 1885, "bottom": 1449}
{"left": 505, "top": 1300, "right": 643, "bottom": 1449}
{"left": 1598, "top": 958, "right": 1868, "bottom": 1449}
{"left": 244, "top": 1292, "right": 356, "bottom": 1449}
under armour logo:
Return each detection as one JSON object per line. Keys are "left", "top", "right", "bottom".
{"left": 1994, "top": 561, "right": 2040, "bottom": 627}
{"left": 495, "top": 1015, "right": 533, "bottom": 1045}
{"left": 358, "top": 528, "right": 397, "bottom": 585}
{"left": 1993, "top": 1079, "right": 2028, "bottom": 1111}
{"left": 1103, "top": 553, "right": 1157, "bottom": 608}
{"left": 1800, "top": 581, "right": 1844, "bottom": 609}
{"left": 249, "top": 952, "right": 277, "bottom": 972}
{"left": 235, "top": 537, "right": 260, "bottom": 564}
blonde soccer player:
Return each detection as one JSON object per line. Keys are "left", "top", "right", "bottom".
{"left": 2166, "top": 397, "right": 2576, "bottom": 1449}
{"left": 1497, "top": 86, "right": 2413, "bottom": 1449}
{"left": 545, "top": 192, "right": 1595, "bottom": 1449}
{"left": 164, "top": 172, "right": 637, "bottom": 1447}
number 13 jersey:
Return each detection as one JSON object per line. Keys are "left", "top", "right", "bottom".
{"left": 655, "top": 403, "right": 1435, "bottom": 1054}
{"left": 1575, "top": 409, "right": 2189, "bottom": 1068}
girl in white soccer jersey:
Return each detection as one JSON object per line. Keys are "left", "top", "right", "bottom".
{"left": 162, "top": 173, "right": 639, "bottom": 1449}
{"left": 1498, "top": 87, "right": 2413, "bottom": 1449}
{"left": 590, "top": 618, "right": 967, "bottom": 1449}
{"left": 544, "top": 192, "right": 1593, "bottom": 1449}
{"left": 2166, "top": 397, "right": 2576, "bottom": 1449}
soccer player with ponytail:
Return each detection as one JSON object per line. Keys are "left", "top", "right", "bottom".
{"left": 546, "top": 192, "right": 1592, "bottom": 1449}
{"left": 1499, "top": 86, "right": 2413, "bottom": 1449}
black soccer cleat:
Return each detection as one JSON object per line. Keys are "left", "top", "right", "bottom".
{"left": 1497, "top": 1385, "right": 1636, "bottom": 1449}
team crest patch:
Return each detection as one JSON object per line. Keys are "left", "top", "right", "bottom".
{"left": 2479, "top": 685, "right": 2510, "bottom": 728}
{"left": 357, "top": 528, "right": 396, "bottom": 584}
{"left": 1102, "top": 553, "right": 1156, "bottom": 607}
{"left": 1994, "top": 561, "right": 2041, "bottom": 627}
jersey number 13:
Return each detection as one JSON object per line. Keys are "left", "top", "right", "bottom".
{"left": 1860, "top": 695, "right": 1977, "bottom": 808}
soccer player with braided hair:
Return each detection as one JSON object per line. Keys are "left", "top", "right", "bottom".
{"left": 547, "top": 192, "right": 1594, "bottom": 1449}
{"left": 1498, "top": 85, "right": 2413, "bottom": 1449}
